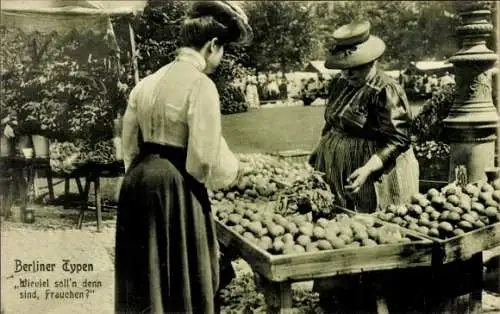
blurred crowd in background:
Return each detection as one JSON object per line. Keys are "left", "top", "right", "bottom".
{"left": 231, "top": 69, "right": 457, "bottom": 109}
{"left": 233, "top": 72, "right": 334, "bottom": 108}
{"left": 402, "top": 71, "right": 456, "bottom": 99}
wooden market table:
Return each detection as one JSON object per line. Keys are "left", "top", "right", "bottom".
{"left": 215, "top": 204, "right": 500, "bottom": 314}
{"left": 58, "top": 161, "right": 124, "bottom": 232}
{"left": 215, "top": 208, "right": 434, "bottom": 314}
{"left": 0, "top": 156, "right": 54, "bottom": 219}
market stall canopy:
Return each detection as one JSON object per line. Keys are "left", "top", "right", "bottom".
{"left": 412, "top": 61, "right": 453, "bottom": 71}
{"left": 0, "top": 0, "right": 146, "bottom": 39}
{"left": 407, "top": 61, "right": 454, "bottom": 76}
{"left": 304, "top": 60, "right": 341, "bottom": 77}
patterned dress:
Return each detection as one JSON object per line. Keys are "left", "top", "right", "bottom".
{"left": 310, "top": 70, "right": 419, "bottom": 213}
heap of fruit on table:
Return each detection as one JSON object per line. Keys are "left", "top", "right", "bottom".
{"left": 374, "top": 179, "right": 500, "bottom": 239}
{"left": 211, "top": 153, "right": 415, "bottom": 255}
{"left": 208, "top": 153, "right": 334, "bottom": 216}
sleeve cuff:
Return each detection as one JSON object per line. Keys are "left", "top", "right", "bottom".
{"left": 374, "top": 145, "right": 398, "bottom": 178}
{"left": 206, "top": 155, "right": 238, "bottom": 191}
{"left": 205, "top": 139, "right": 239, "bottom": 191}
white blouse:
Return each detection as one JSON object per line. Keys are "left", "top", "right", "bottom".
{"left": 121, "top": 47, "right": 239, "bottom": 191}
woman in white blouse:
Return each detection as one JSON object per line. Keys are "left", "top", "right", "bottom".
{"left": 114, "top": 2, "right": 252, "bottom": 313}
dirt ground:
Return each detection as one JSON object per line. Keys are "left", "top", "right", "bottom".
{"left": 1, "top": 202, "right": 499, "bottom": 314}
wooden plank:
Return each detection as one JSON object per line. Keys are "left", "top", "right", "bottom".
{"left": 216, "top": 219, "right": 432, "bottom": 282}
{"left": 274, "top": 149, "right": 311, "bottom": 158}
{"left": 268, "top": 237, "right": 432, "bottom": 282}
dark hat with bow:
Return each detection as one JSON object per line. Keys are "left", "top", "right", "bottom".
{"left": 325, "top": 21, "right": 386, "bottom": 70}
{"left": 189, "top": 1, "right": 253, "bottom": 45}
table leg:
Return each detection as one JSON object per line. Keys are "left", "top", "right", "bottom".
{"left": 46, "top": 166, "right": 55, "bottom": 202}
{"left": 18, "top": 167, "right": 29, "bottom": 222}
{"left": 94, "top": 176, "right": 102, "bottom": 232}
{"left": 63, "top": 177, "right": 70, "bottom": 209}
{"left": 259, "top": 276, "right": 293, "bottom": 314}
{"left": 427, "top": 253, "right": 483, "bottom": 314}
{"left": 77, "top": 175, "right": 92, "bottom": 229}
{"left": 33, "top": 170, "right": 39, "bottom": 198}
{"left": 75, "top": 177, "right": 84, "bottom": 196}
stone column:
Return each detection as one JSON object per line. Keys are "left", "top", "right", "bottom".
{"left": 444, "top": 1, "right": 499, "bottom": 183}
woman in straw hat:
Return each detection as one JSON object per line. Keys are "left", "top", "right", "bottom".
{"left": 115, "top": 2, "right": 252, "bottom": 313}
{"left": 310, "top": 21, "right": 419, "bottom": 312}
{"left": 310, "top": 20, "right": 419, "bottom": 214}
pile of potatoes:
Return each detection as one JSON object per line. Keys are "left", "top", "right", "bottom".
{"left": 375, "top": 180, "right": 500, "bottom": 239}
{"left": 216, "top": 203, "right": 413, "bottom": 255}
{"left": 209, "top": 153, "right": 318, "bottom": 203}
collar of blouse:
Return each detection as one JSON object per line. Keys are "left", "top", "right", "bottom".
{"left": 176, "top": 47, "right": 207, "bottom": 72}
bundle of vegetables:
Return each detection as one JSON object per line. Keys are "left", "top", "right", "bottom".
{"left": 274, "top": 172, "right": 335, "bottom": 218}
{"left": 50, "top": 139, "right": 118, "bottom": 174}
{"left": 49, "top": 141, "right": 82, "bottom": 174}
{"left": 78, "top": 140, "right": 116, "bottom": 164}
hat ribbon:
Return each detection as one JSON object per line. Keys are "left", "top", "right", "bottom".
{"left": 329, "top": 41, "right": 359, "bottom": 57}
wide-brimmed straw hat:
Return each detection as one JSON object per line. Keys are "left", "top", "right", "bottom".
{"left": 325, "top": 21, "right": 386, "bottom": 70}
{"left": 189, "top": 1, "right": 253, "bottom": 45}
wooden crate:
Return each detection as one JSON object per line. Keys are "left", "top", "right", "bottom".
{"left": 340, "top": 204, "right": 500, "bottom": 264}
{"left": 216, "top": 219, "right": 433, "bottom": 282}
{"left": 384, "top": 221, "right": 500, "bottom": 264}
{"left": 272, "top": 149, "right": 311, "bottom": 164}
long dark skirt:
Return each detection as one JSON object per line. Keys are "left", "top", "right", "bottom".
{"left": 115, "top": 144, "right": 220, "bottom": 314}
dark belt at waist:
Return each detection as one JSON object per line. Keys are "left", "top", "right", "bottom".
{"left": 138, "top": 142, "right": 212, "bottom": 212}
{"left": 139, "top": 142, "right": 187, "bottom": 172}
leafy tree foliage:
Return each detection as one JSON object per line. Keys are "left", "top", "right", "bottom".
{"left": 312, "top": 1, "right": 459, "bottom": 69}
{"left": 112, "top": 0, "right": 249, "bottom": 113}
{"left": 241, "top": 1, "right": 317, "bottom": 72}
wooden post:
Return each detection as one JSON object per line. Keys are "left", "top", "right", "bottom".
{"left": 443, "top": 1, "right": 499, "bottom": 183}
{"left": 128, "top": 23, "right": 140, "bottom": 85}
{"left": 495, "top": 0, "right": 500, "bottom": 167}
{"left": 94, "top": 175, "right": 102, "bottom": 232}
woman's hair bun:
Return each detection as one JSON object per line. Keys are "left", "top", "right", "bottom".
{"left": 187, "top": 1, "right": 253, "bottom": 45}
{"left": 189, "top": 1, "right": 235, "bottom": 26}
